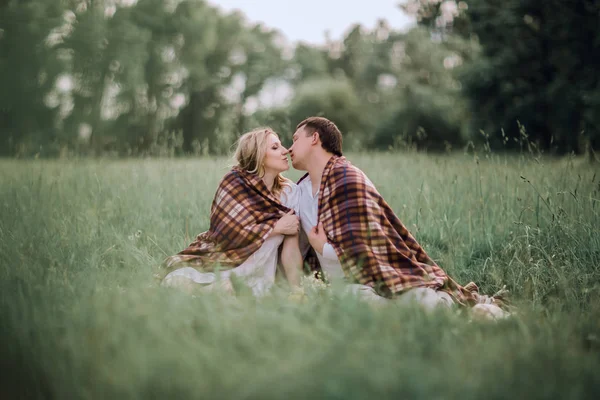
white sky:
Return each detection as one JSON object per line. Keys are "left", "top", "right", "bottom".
{"left": 209, "top": 0, "right": 415, "bottom": 45}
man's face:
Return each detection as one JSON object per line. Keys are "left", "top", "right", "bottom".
{"left": 289, "top": 126, "right": 314, "bottom": 170}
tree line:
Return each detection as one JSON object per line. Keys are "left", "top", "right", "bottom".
{"left": 1, "top": 0, "right": 598, "bottom": 158}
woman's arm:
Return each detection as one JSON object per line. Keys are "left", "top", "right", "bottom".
{"left": 280, "top": 234, "right": 302, "bottom": 288}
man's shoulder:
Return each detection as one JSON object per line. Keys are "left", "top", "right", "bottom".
{"left": 331, "top": 159, "right": 367, "bottom": 180}
{"left": 330, "top": 159, "right": 376, "bottom": 190}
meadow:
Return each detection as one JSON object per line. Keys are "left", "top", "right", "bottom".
{"left": 1, "top": 151, "right": 599, "bottom": 399}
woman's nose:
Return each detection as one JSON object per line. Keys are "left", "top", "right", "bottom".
{"left": 282, "top": 147, "right": 289, "bottom": 155}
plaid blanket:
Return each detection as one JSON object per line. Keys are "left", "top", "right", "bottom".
{"left": 299, "top": 156, "right": 482, "bottom": 306}
{"left": 160, "top": 166, "right": 290, "bottom": 275}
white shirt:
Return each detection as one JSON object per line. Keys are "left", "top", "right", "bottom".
{"left": 296, "top": 176, "right": 346, "bottom": 281}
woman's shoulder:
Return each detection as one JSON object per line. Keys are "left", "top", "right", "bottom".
{"left": 280, "top": 179, "right": 300, "bottom": 209}
{"left": 219, "top": 167, "right": 241, "bottom": 184}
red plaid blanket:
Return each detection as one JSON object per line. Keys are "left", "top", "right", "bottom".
{"left": 161, "top": 166, "right": 290, "bottom": 274}
{"left": 299, "top": 156, "right": 480, "bottom": 305}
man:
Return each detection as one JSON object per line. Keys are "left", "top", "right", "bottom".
{"left": 289, "top": 116, "right": 507, "bottom": 316}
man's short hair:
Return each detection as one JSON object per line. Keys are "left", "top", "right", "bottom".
{"left": 296, "top": 117, "right": 343, "bottom": 156}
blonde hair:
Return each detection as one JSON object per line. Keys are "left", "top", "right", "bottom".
{"left": 233, "top": 127, "right": 289, "bottom": 199}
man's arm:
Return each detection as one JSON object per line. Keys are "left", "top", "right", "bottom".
{"left": 307, "top": 222, "right": 341, "bottom": 261}
{"left": 322, "top": 243, "right": 338, "bottom": 261}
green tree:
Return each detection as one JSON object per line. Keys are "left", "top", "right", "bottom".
{"left": 0, "top": 0, "right": 65, "bottom": 156}
{"left": 170, "top": 3, "right": 290, "bottom": 154}
{"left": 109, "top": 0, "right": 178, "bottom": 155}
{"left": 288, "top": 77, "right": 365, "bottom": 148}
{"left": 403, "top": 0, "right": 600, "bottom": 156}
{"left": 231, "top": 23, "right": 287, "bottom": 136}
{"left": 465, "top": 0, "right": 600, "bottom": 155}
{"left": 290, "top": 43, "right": 329, "bottom": 83}
{"left": 372, "top": 27, "right": 472, "bottom": 150}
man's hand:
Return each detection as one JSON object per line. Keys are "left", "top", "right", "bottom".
{"left": 308, "top": 222, "right": 328, "bottom": 255}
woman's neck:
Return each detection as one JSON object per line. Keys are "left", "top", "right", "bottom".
{"left": 262, "top": 171, "right": 276, "bottom": 192}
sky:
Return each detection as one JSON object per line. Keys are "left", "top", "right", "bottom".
{"left": 208, "top": 0, "right": 415, "bottom": 45}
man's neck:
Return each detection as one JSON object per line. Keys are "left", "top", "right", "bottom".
{"left": 306, "top": 153, "right": 334, "bottom": 197}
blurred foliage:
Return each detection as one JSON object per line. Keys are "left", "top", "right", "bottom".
{"left": 402, "top": 0, "right": 600, "bottom": 157}
{"left": 288, "top": 77, "right": 364, "bottom": 146}
{"left": 0, "top": 0, "right": 598, "bottom": 157}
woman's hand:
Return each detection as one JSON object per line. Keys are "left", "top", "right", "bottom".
{"left": 273, "top": 210, "right": 300, "bottom": 235}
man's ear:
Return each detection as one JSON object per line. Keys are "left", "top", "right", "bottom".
{"left": 310, "top": 131, "right": 320, "bottom": 145}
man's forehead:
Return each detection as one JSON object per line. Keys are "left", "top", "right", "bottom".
{"left": 293, "top": 126, "right": 305, "bottom": 137}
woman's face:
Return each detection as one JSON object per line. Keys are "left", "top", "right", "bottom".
{"left": 263, "top": 133, "right": 289, "bottom": 174}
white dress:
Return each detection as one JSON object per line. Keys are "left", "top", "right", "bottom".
{"left": 162, "top": 182, "right": 300, "bottom": 297}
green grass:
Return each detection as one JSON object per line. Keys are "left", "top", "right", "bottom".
{"left": 1, "top": 152, "right": 599, "bottom": 399}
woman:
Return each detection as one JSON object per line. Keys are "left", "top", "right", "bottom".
{"left": 160, "top": 128, "right": 302, "bottom": 296}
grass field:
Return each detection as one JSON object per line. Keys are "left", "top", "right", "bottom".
{"left": 1, "top": 152, "right": 599, "bottom": 399}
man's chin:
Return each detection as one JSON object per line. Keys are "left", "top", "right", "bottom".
{"left": 291, "top": 160, "right": 304, "bottom": 170}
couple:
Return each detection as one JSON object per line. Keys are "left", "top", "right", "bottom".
{"left": 160, "top": 117, "right": 508, "bottom": 318}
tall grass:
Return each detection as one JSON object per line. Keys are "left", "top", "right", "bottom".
{"left": 1, "top": 152, "right": 599, "bottom": 399}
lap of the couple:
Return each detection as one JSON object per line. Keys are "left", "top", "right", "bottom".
{"left": 164, "top": 262, "right": 507, "bottom": 318}
{"left": 164, "top": 185, "right": 298, "bottom": 294}
{"left": 164, "top": 233, "right": 454, "bottom": 309}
